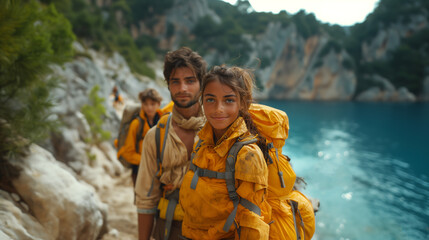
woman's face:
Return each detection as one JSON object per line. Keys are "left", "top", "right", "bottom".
{"left": 203, "top": 79, "right": 240, "bottom": 141}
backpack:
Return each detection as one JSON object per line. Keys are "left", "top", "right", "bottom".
{"left": 189, "top": 104, "right": 316, "bottom": 240}
{"left": 116, "top": 103, "right": 145, "bottom": 168}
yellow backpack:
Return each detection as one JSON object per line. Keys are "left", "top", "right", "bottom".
{"left": 189, "top": 104, "right": 316, "bottom": 240}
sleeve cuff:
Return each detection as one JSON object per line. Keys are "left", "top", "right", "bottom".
{"left": 137, "top": 207, "right": 158, "bottom": 214}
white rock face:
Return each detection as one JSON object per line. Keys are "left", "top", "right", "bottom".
{"left": 356, "top": 75, "right": 416, "bottom": 102}
{"left": 9, "top": 144, "right": 108, "bottom": 240}
{"left": 0, "top": 190, "right": 51, "bottom": 240}
{"left": 266, "top": 30, "right": 356, "bottom": 100}
{"left": 362, "top": 14, "right": 428, "bottom": 62}
{"left": 51, "top": 127, "right": 89, "bottom": 174}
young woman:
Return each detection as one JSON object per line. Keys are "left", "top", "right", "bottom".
{"left": 180, "top": 66, "right": 271, "bottom": 240}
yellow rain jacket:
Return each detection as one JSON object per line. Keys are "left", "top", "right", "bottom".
{"left": 180, "top": 117, "right": 271, "bottom": 240}
{"left": 117, "top": 109, "right": 163, "bottom": 165}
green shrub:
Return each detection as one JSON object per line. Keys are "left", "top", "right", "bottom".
{"left": 342, "top": 58, "right": 355, "bottom": 71}
{"left": 141, "top": 46, "right": 156, "bottom": 62}
{"left": 81, "top": 85, "right": 111, "bottom": 145}
{"left": 0, "top": 0, "right": 75, "bottom": 158}
{"left": 319, "top": 40, "right": 342, "bottom": 58}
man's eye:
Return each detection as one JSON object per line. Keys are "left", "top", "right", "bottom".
{"left": 187, "top": 79, "right": 196, "bottom": 84}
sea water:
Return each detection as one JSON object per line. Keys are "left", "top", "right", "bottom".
{"left": 259, "top": 100, "right": 429, "bottom": 240}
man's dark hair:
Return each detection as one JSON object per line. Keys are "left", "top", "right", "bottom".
{"left": 163, "top": 47, "right": 207, "bottom": 85}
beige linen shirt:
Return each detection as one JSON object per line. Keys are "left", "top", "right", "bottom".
{"left": 135, "top": 119, "right": 199, "bottom": 213}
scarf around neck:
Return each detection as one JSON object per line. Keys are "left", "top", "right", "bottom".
{"left": 171, "top": 106, "right": 205, "bottom": 131}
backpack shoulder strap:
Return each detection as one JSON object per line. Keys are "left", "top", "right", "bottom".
{"left": 147, "top": 112, "right": 172, "bottom": 196}
{"left": 156, "top": 112, "right": 172, "bottom": 167}
{"left": 222, "top": 138, "right": 261, "bottom": 232}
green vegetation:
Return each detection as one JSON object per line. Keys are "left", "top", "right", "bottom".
{"left": 291, "top": 10, "right": 320, "bottom": 39}
{"left": 42, "top": 0, "right": 158, "bottom": 78}
{"left": 81, "top": 85, "right": 111, "bottom": 145}
{"left": 0, "top": 0, "right": 75, "bottom": 158}
{"left": 187, "top": 15, "right": 252, "bottom": 66}
{"left": 319, "top": 40, "right": 342, "bottom": 58}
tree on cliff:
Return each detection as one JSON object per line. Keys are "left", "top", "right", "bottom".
{"left": 0, "top": 0, "right": 75, "bottom": 165}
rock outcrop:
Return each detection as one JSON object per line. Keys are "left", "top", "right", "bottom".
{"left": 261, "top": 26, "right": 356, "bottom": 100}
{"left": 362, "top": 14, "right": 428, "bottom": 62}
{"left": 356, "top": 75, "right": 417, "bottom": 101}
{"left": 1, "top": 144, "right": 108, "bottom": 240}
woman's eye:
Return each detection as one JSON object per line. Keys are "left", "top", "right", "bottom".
{"left": 225, "top": 98, "right": 235, "bottom": 103}
{"left": 205, "top": 98, "right": 214, "bottom": 103}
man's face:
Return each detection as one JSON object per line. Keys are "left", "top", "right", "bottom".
{"left": 168, "top": 67, "right": 200, "bottom": 108}
{"left": 141, "top": 99, "right": 160, "bottom": 120}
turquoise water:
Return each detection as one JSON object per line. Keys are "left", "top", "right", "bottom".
{"left": 259, "top": 100, "right": 429, "bottom": 240}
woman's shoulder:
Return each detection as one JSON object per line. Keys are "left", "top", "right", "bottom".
{"left": 234, "top": 141, "right": 268, "bottom": 184}
{"left": 237, "top": 142, "right": 265, "bottom": 164}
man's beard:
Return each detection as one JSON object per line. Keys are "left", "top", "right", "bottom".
{"left": 171, "top": 94, "right": 199, "bottom": 108}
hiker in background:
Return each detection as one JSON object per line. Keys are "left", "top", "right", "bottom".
{"left": 180, "top": 66, "right": 271, "bottom": 239}
{"left": 118, "top": 88, "right": 163, "bottom": 187}
{"left": 135, "top": 47, "right": 207, "bottom": 240}
{"left": 111, "top": 86, "right": 123, "bottom": 108}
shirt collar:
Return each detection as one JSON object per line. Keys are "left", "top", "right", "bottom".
{"left": 198, "top": 117, "right": 250, "bottom": 158}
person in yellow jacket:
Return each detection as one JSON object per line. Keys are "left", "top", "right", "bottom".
{"left": 118, "top": 88, "right": 163, "bottom": 186}
{"left": 180, "top": 66, "right": 271, "bottom": 240}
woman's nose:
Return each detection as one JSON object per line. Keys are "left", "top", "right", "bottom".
{"left": 215, "top": 102, "right": 224, "bottom": 112}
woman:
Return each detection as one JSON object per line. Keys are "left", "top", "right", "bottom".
{"left": 180, "top": 66, "right": 271, "bottom": 239}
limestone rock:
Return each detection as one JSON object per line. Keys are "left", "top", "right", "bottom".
{"left": 397, "top": 87, "right": 416, "bottom": 101}
{"left": 356, "top": 75, "right": 416, "bottom": 102}
{"left": 8, "top": 144, "right": 108, "bottom": 240}
{"left": 0, "top": 190, "right": 50, "bottom": 240}
{"left": 265, "top": 30, "right": 356, "bottom": 100}
{"left": 362, "top": 14, "right": 428, "bottom": 62}
{"left": 356, "top": 87, "right": 383, "bottom": 101}
{"left": 51, "top": 127, "right": 89, "bottom": 174}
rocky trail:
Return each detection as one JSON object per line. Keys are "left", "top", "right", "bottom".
{"left": 99, "top": 99, "right": 139, "bottom": 240}
{"left": 99, "top": 169, "right": 138, "bottom": 240}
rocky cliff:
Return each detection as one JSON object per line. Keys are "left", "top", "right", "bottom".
{"left": 256, "top": 25, "right": 356, "bottom": 100}
{"left": 0, "top": 42, "right": 169, "bottom": 239}
{"left": 125, "top": 0, "right": 429, "bottom": 102}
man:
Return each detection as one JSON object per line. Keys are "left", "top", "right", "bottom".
{"left": 135, "top": 47, "right": 207, "bottom": 240}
